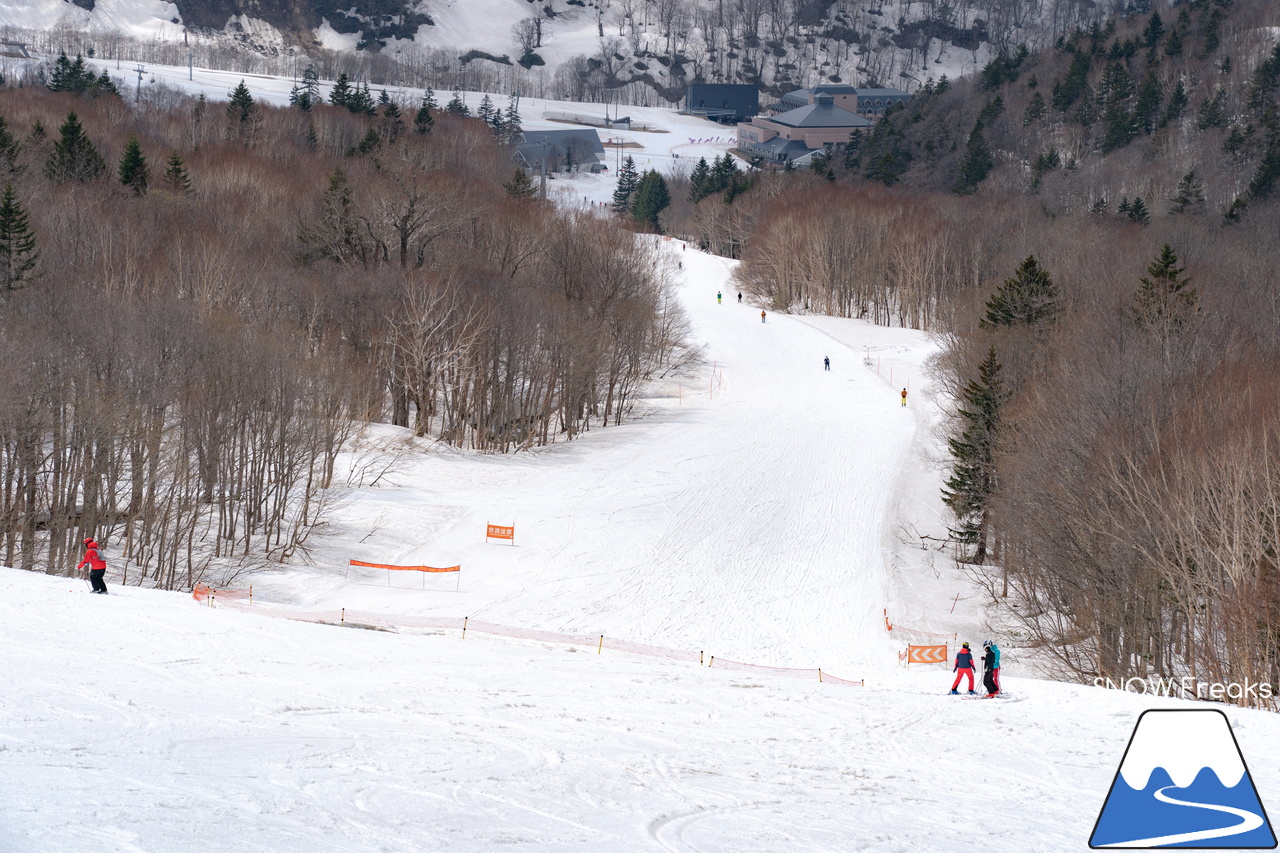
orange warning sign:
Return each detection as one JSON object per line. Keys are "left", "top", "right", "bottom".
{"left": 906, "top": 644, "right": 948, "bottom": 664}
{"left": 486, "top": 524, "right": 515, "bottom": 543}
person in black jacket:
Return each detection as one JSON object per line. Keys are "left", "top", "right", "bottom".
{"left": 982, "top": 639, "right": 999, "bottom": 697}
{"left": 950, "top": 642, "right": 976, "bottom": 694}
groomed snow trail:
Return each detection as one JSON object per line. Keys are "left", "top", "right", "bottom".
{"left": 279, "top": 241, "right": 921, "bottom": 676}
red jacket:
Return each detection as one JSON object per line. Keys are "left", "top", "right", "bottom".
{"left": 77, "top": 542, "right": 106, "bottom": 572}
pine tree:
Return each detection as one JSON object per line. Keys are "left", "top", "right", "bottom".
{"left": 630, "top": 170, "right": 670, "bottom": 230}
{"left": 1132, "top": 70, "right": 1162, "bottom": 135}
{"left": 1169, "top": 169, "right": 1205, "bottom": 214}
{"left": 1247, "top": 132, "right": 1280, "bottom": 201}
{"left": 502, "top": 167, "right": 536, "bottom": 198}
{"left": 1196, "top": 86, "right": 1227, "bottom": 130}
{"left": 163, "top": 150, "right": 191, "bottom": 194}
{"left": 954, "top": 123, "right": 994, "bottom": 195}
{"left": 980, "top": 255, "right": 1060, "bottom": 329}
{"left": 346, "top": 83, "right": 376, "bottom": 116}
{"left": 611, "top": 156, "right": 639, "bottom": 213}
{"left": 298, "top": 167, "right": 368, "bottom": 266}
{"left": 942, "top": 347, "right": 1008, "bottom": 564}
{"left": 1132, "top": 244, "right": 1196, "bottom": 331}
{"left": 44, "top": 111, "right": 106, "bottom": 183}
{"left": 501, "top": 94, "right": 523, "bottom": 143}
{"left": 227, "top": 80, "right": 255, "bottom": 124}
{"left": 414, "top": 96, "right": 435, "bottom": 134}
{"left": 118, "top": 133, "right": 148, "bottom": 195}
{"left": 688, "top": 156, "right": 710, "bottom": 202}
{"left": 1159, "top": 79, "right": 1188, "bottom": 128}
{"left": 0, "top": 181, "right": 38, "bottom": 296}
{"left": 422, "top": 86, "right": 438, "bottom": 110}
{"left": 329, "top": 74, "right": 353, "bottom": 109}
{"left": 1127, "top": 196, "right": 1151, "bottom": 225}
{"left": 1022, "top": 91, "right": 1047, "bottom": 126}
{"left": 290, "top": 66, "right": 321, "bottom": 111}
{"left": 477, "top": 94, "right": 497, "bottom": 127}
{"left": 0, "top": 116, "right": 22, "bottom": 176}
{"left": 379, "top": 96, "right": 404, "bottom": 142}
{"left": 445, "top": 89, "right": 469, "bottom": 117}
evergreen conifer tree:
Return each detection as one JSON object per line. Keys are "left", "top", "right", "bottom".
{"left": 630, "top": 170, "right": 670, "bottom": 229}
{"left": 942, "top": 347, "right": 1007, "bottom": 564}
{"left": 44, "top": 111, "right": 105, "bottom": 183}
{"left": 1169, "top": 169, "right": 1205, "bottom": 213}
{"left": 954, "top": 123, "right": 994, "bottom": 195}
{"left": 227, "top": 81, "right": 255, "bottom": 124}
{"left": 414, "top": 96, "right": 435, "bottom": 134}
{"left": 163, "top": 150, "right": 191, "bottom": 194}
{"left": 0, "top": 181, "right": 38, "bottom": 296}
{"left": 478, "top": 94, "right": 497, "bottom": 127}
{"left": 980, "top": 255, "right": 1060, "bottom": 328}
{"left": 445, "top": 89, "right": 469, "bottom": 116}
{"left": 1246, "top": 132, "right": 1280, "bottom": 201}
{"left": 118, "top": 133, "right": 148, "bottom": 195}
{"left": 1128, "top": 196, "right": 1151, "bottom": 224}
{"left": 1160, "top": 79, "right": 1188, "bottom": 128}
{"left": 1132, "top": 70, "right": 1163, "bottom": 135}
{"left": 1022, "top": 91, "right": 1047, "bottom": 126}
{"left": 502, "top": 167, "right": 537, "bottom": 198}
{"left": 611, "top": 156, "right": 639, "bottom": 213}
{"left": 329, "top": 74, "right": 353, "bottom": 109}
{"left": 688, "top": 156, "right": 710, "bottom": 202}
{"left": 0, "top": 116, "right": 22, "bottom": 176}
{"left": 1196, "top": 86, "right": 1227, "bottom": 129}
{"left": 501, "top": 94, "right": 523, "bottom": 143}
{"left": 1132, "top": 244, "right": 1196, "bottom": 330}
{"left": 290, "top": 66, "right": 321, "bottom": 111}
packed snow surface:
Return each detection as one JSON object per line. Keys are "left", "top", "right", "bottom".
{"left": 6, "top": 238, "right": 1280, "bottom": 851}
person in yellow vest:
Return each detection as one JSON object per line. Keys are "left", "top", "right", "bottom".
{"left": 900, "top": 387, "right": 908, "bottom": 406}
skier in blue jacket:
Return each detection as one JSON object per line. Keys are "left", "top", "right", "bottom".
{"left": 950, "top": 642, "right": 976, "bottom": 694}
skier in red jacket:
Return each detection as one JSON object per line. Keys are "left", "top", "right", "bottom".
{"left": 950, "top": 642, "right": 976, "bottom": 694}
{"left": 77, "top": 537, "right": 108, "bottom": 594}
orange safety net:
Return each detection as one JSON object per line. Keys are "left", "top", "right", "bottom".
{"left": 349, "top": 559, "right": 460, "bottom": 573}
{"left": 189, "top": 588, "right": 863, "bottom": 688}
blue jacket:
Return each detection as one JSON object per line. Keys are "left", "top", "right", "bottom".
{"left": 991, "top": 644, "right": 1001, "bottom": 668}
{"left": 954, "top": 650, "right": 974, "bottom": 671}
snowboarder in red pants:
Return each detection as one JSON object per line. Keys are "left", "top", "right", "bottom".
{"left": 77, "top": 537, "right": 109, "bottom": 594}
{"left": 950, "top": 642, "right": 976, "bottom": 694}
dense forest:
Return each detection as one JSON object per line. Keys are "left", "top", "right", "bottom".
{"left": 648, "top": 0, "right": 1280, "bottom": 704}
{"left": 0, "top": 78, "right": 689, "bottom": 589}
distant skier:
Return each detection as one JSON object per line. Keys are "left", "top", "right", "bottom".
{"left": 900, "top": 387, "right": 908, "bottom": 407}
{"left": 824, "top": 356, "right": 830, "bottom": 371}
{"left": 737, "top": 292, "right": 742, "bottom": 303}
{"left": 761, "top": 310, "right": 766, "bottom": 323}
{"left": 982, "top": 639, "right": 1001, "bottom": 697}
{"left": 717, "top": 291, "right": 722, "bottom": 303}
{"left": 77, "top": 537, "right": 108, "bottom": 594}
{"left": 950, "top": 642, "right": 976, "bottom": 694}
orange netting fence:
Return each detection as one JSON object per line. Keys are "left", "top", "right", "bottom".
{"left": 191, "top": 585, "right": 862, "bottom": 687}
{"left": 347, "top": 559, "right": 461, "bottom": 589}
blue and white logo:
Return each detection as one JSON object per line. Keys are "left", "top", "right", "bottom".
{"left": 1091, "top": 709, "right": 1276, "bottom": 848}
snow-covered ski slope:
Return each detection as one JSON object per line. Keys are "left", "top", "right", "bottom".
{"left": 7, "top": 239, "right": 1280, "bottom": 851}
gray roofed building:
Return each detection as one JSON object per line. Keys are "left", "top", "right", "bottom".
{"left": 769, "top": 85, "right": 910, "bottom": 119}
{"left": 768, "top": 97, "right": 873, "bottom": 129}
{"left": 514, "top": 129, "right": 606, "bottom": 173}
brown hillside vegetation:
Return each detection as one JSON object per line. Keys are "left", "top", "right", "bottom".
{"left": 0, "top": 85, "right": 689, "bottom": 587}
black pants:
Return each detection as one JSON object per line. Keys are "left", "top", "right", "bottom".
{"left": 89, "top": 569, "right": 108, "bottom": 594}
{"left": 983, "top": 669, "right": 998, "bottom": 695}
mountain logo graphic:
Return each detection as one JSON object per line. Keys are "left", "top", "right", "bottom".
{"left": 1090, "top": 709, "right": 1277, "bottom": 849}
